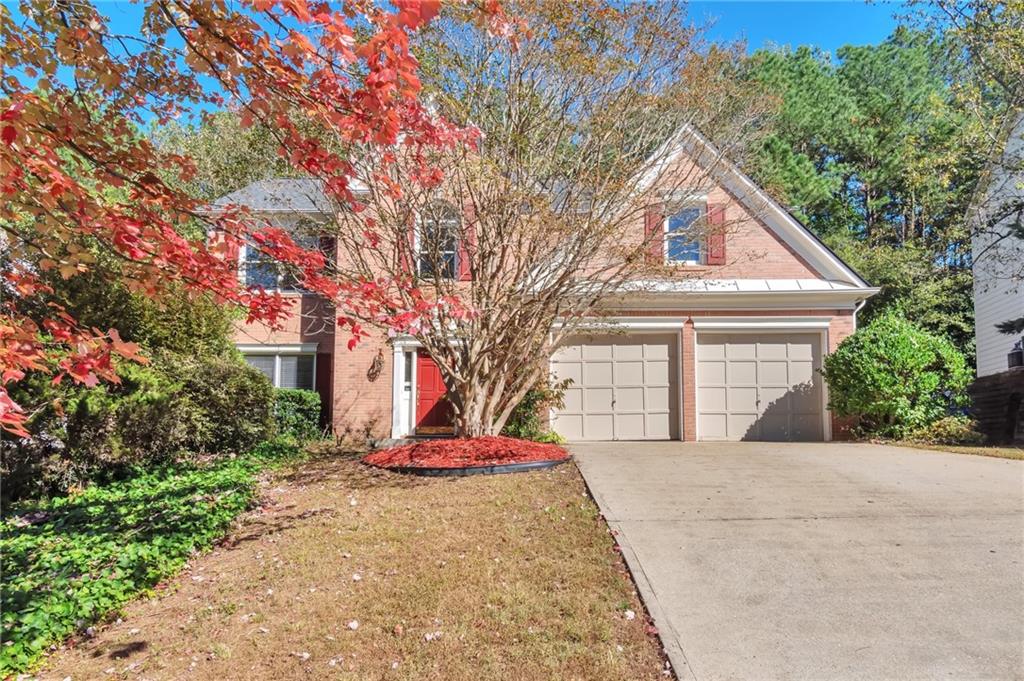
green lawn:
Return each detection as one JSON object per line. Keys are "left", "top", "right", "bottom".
{"left": 0, "top": 439, "right": 301, "bottom": 675}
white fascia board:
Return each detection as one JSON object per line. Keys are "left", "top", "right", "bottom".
{"left": 555, "top": 317, "right": 688, "bottom": 330}
{"left": 691, "top": 316, "right": 831, "bottom": 330}
{"left": 236, "top": 343, "right": 320, "bottom": 354}
{"left": 606, "top": 287, "right": 880, "bottom": 310}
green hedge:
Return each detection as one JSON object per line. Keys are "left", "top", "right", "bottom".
{"left": 273, "top": 388, "right": 323, "bottom": 442}
{"left": 0, "top": 438, "right": 301, "bottom": 675}
{"left": 820, "top": 312, "right": 971, "bottom": 438}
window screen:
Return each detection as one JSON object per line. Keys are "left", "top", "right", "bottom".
{"left": 243, "top": 355, "right": 275, "bottom": 383}
{"left": 279, "top": 355, "right": 315, "bottom": 390}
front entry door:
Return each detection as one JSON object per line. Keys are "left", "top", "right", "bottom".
{"left": 415, "top": 353, "right": 453, "bottom": 433}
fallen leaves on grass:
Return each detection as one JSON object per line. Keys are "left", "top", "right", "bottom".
{"left": 363, "top": 435, "right": 568, "bottom": 469}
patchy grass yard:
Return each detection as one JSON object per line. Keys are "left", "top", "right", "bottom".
{"left": 902, "top": 443, "right": 1024, "bottom": 460}
{"left": 40, "top": 452, "right": 668, "bottom": 680}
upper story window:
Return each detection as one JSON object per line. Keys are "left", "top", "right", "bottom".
{"left": 665, "top": 206, "right": 704, "bottom": 265}
{"left": 241, "top": 220, "right": 330, "bottom": 291}
{"left": 417, "top": 203, "right": 460, "bottom": 279}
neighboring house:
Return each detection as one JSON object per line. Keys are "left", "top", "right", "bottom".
{"left": 970, "top": 112, "right": 1024, "bottom": 444}
{"left": 213, "top": 128, "right": 879, "bottom": 443}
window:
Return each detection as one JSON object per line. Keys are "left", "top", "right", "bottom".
{"left": 417, "top": 204, "right": 460, "bottom": 279}
{"left": 242, "top": 353, "right": 316, "bottom": 390}
{"left": 666, "top": 206, "right": 703, "bottom": 264}
{"left": 242, "top": 224, "right": 328, "bottom": 291}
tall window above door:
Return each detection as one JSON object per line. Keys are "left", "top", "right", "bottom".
{"left": 665, "top": 206, "right": 704, "bottom": 265}
{"left": 417, "top": 203, "right": 460, "bottom": 279}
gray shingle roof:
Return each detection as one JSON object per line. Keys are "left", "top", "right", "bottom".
{"left": 210, "top": 178, "right": 366, "bottom": 213}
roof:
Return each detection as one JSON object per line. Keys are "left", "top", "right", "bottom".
{"left": 624, "top": 278, "right": 870, "bottom": 293}
{"left": 209, "top": 178, "right": 366, "bottom": 214}
{"left": 636, "top": 124, "right": 872, "bottom": 289}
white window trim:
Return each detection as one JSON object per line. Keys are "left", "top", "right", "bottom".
{"left": 239, "top": 344, "right": 318, "bottom": 391}
{"left": 664, "top": 204, "right": 705, "bottom": 266}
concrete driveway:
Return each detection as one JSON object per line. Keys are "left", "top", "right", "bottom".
{"left": 572, "top": 442, "right": 1024, "bottom": 681}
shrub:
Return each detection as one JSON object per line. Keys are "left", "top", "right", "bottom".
{"left": 1, "top": 356, "right": 274, "bottom": 503}
{"left": 907, "top": 415, "right": 985, "bottom": 445}
{"left": 273, "top": 388, "right": 323, "bottom": 442}
{"left": 821, "top": 312, "right": 972, "bottom": 438}
{"left": 173, "top": 355, "right": 276, "bottom": 454}
{"left": 502, "top": 378, "right": 571, "bottom": 441}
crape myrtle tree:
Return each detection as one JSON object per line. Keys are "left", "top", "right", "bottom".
{"left": 321, "top": 0, "right": 770, "bottom": 436}
{"left": 0, "top": 0, "right": 513, "bottom": 436}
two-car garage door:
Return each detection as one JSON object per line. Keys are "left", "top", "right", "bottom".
{"left": 550, "top": 331, "right": 825, "bottom": 441}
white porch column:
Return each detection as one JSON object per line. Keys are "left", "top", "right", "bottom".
{"left": 390, "top": 345, "right": 405, "bottom": 439}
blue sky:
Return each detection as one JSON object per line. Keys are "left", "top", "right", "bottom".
{"left": 692, "top": 1, "right": 902, "bottom": 54}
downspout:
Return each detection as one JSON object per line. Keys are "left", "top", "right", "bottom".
{"left": 852, "top": 298, "right": 868, "bottom": 333}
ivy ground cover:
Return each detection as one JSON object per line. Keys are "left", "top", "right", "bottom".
{"left": 40, "top": 452, "right": 668, "bottom": 680}
{"left": 363, "top": 435, "right": 569, "bottom": 469}
{"left": 0, "top": 440, "right": 301, "bottom": 675}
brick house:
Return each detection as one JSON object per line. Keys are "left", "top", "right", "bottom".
{"left": 214, "top": 126, "right": 878, "bottom": 442}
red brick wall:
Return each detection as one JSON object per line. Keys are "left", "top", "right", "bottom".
{"left": 330, "top": 328, "right": 394, "bottom": 443}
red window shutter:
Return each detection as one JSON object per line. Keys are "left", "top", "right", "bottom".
{"left": 706, "top": 203, "right": 726, "bottom": 265}
{"left": 644, "top": 204, "right": 665, "bottom": 264}
{"left": 458, "top": 204, "right": 476, "bottom": 281}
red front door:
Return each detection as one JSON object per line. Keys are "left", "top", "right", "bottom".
{"left": 415, "top": 353, "right": 453, "bottom": 431}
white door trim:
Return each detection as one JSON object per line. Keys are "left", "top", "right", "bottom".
{"left": 691, "top": 316, "right": 831, "bottom": 330}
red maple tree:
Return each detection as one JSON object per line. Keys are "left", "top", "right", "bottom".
{"left": 0, "top": 0, "right": 512, "bottom": 435}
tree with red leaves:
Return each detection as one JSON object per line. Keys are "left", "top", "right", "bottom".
{"left": 0, "top": 0, "right": 512, "bottom": 436}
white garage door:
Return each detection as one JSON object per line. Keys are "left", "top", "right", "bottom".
{"left": 551, "top": 334, "right": 679, "bottom": 441}
{"left": 697, "top": 332, "right": 824, "bottom": 441}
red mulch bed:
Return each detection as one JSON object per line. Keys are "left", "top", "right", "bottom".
{"left": 363, "top": 436, "right": 568, "bottom": 470}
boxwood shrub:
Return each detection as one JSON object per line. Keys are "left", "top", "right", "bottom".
{"left": 821, "top": 312, "right": 971, "bottom": 438}
{"left": 273, "top": 388, "right": 323, "bottom": 441}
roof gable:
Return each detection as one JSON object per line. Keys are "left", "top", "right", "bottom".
{"left": 637, "top": 124, "right": 870, "bottom": 288}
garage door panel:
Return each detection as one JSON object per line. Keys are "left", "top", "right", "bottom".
{"left": 583, "top": 414, "right": 614, "bottom": 439}
{"left": 552, "top": 362, "right": 582, "bottom": 385}
{"left": 757, "top": 341, "right": 788, "bottom": 359}
{"left": 759, "top": 414, "right": 790, "bottom": 441}
{"left": 554, "top": 344, "right": 581, "bottom": 361}
{"left": 699, "top": 360, "right": 726, "bottom": 384}
{"left": 585, "top": 387, "right": 614, "bottom": 411}
{"left": 552, "top": 333, "right": 679, "bottom": 441}
{"left": 616, "top": 343, "right": 644, "bottom": 360}
{"left": 645, "top": 413, "right": 672, "bottom": 439}
{"left": 727, "top": 361, "right": 757, "bottom": 385}
{"left": 561, "top": 387, "right": 583, "bottom": 412}
{"left": 728, "top": 413, "right": 759, "bottom": 439}
{"left": 699, "top": 413, "right": 727, "bottom": 440}
{"left": 615, "top": 413, "right": 646, "bottom": 439}
{"left": 617, "top": 361, "right": 644, "bottom": 385}
{"left": 728, "top": 386, "right": 758, "bottom": 412}
{"left": 648, "top": 386, "right": 671, "bottom": 411}
{"left": 616, "top": 387, "right": 645, "bottom": 411}
{"left": 790, "top": 361, "right": 814, "bottom": 384}
{"left": 583, "top": 362, "right": 612, "bottom": 386}
{"left": 698, "top": 332, "right": 824, "bottom": 442}
{"left": 792, "top": 414, "right": 824, "bottom": 441}
{"left": 759, "top": 361, "right": 789, "bottom": 385}
{"left": 647, "top": 360, "right": 670, "bottom": 384}
{"left": 727, "top": 341, "right": 757, "bottom": 360}
{"left": 552, "top": 413, "right": 582, "bottom": 440}
{"left": 644, "top": 342, "right": 670, "bottom": 360}
{"left": 758, "top": 386, "right": 790, "bottom": 410}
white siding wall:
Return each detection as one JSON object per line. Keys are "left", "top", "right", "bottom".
{"left": 973, "top": 114, "right": 1024, "bottom": 378}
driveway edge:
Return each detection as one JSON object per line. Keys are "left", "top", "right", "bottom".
{"left": 574, "top": 459, "right": 697, "bottom": 681}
